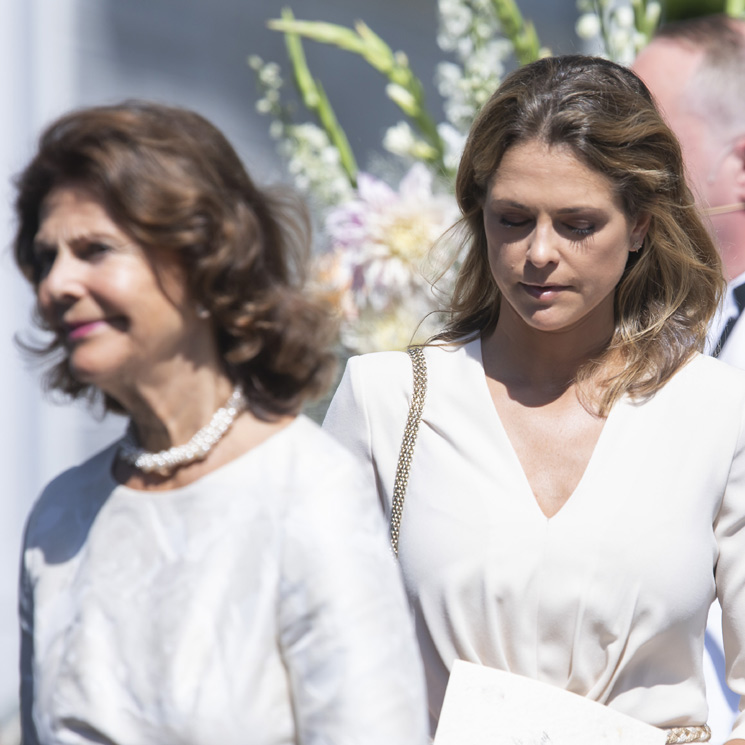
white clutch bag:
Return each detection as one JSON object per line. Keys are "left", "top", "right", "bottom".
{"left": 433, "top": 660, "right": 668, "bottom": 745}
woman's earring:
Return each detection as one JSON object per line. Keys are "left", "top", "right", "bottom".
{"left": 632, "top": 240, "right": 643, "bottom": 252}
{"left": 196, "top": 304, "right": 211, "bottom": 320}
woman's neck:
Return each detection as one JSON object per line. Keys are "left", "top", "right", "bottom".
{"left": 116, "top": 371, "right": 237, "bottom": 453}
{"left": 482, "top": 306, "right": 614, "bottom": 402}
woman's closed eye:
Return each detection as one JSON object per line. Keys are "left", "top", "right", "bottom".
{"left": 564, "top": 223, "right": 595, "bottom": 237}
{"left": 497, "top": 216, "right": 596, "bottom": 238}
{"left": 499, "top": 214, "right": 530, "bottom": 227}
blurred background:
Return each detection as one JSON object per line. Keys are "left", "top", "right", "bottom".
{"left": 1, "top": 0, "right": 715, "bottom": 738}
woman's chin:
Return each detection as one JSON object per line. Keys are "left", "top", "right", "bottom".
{"left": 68, "top": 359, "right": 121, "bottom": 392}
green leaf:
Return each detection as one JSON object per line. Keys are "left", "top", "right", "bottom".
{"left": 490, "top": 0, "right": 544, "bottom": 64}
{"left": 276, "top": 8, "right": 358, "bottom": 184}
{"left": 268, "top": 11, "right": 447, "bottom": 174}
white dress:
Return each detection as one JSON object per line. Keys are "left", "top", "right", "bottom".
{"left": 20, "top": 416, "right": 428, "bottom": 745}
{"left": 323, "top": 338, "right": 745, "bottom": 739}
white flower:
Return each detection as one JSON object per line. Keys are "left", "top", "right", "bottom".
{"left": 610, "top": 27, "right": 634, "bottom": 63}
{"left": 383, "top": 122, "right": 438, "bottom": 161}
{"left": 576, "top": 13, "right": 601, "bottom": 40}
{"left": 646, "top": 1, "right": 661, "bottom": 26}
{"left": 293, "top": 123, "right": 327, "bottom": 149}
{"left": 437, "top": 0, "right": 473, "bottom": 46}
{"left": 339, "top": 302, "right": 443, "bottom": 353}
{"left": 437, "top": 38, "right": 506, "bottom": 131}
{"left": 383, "top": 122, "right": 417, "bottom": 157}
{"left": 386, "top": 83, "right": 418, "bottom": 114}
{"left": 437, "top": 123, "right": 467, "bottom": 172}
{"left": 320, "top": 146, "right": 341, "bottom": 166}
{"left": 256, "top": 98, "right": 273, "bottom": 115}
{"left": 456, "top": 36, "right": 475, "bottom": 59}
{"left": 614, "top": 5, "right": 634, "bottom": 29}
{"left": 281, "top": 123, "right": 353, "bottom": 206}
{"left": 268, "top": 121, "right": 284, "bottom": 140}
{"left": 473, "top": 18, "right": 494, "bottom": 42}
{"left": 435, "top": 61, "right": 462, "bottom": 98}
{"left": 437, "top": 32, "right": 456, "bottom": 52}
{"left": 258, "top": 62, "right": 282, "bottom": 87}
{"left": 315, "top": 164, "right": 461, "bottom": 351}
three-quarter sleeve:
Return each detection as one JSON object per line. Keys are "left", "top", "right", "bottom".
{"left": 715, "top": 399, "right": 745, "bottom": 740}
{"left": 323, "top": 356, "right": 374, "bottom": 469}
{"left": 324, "top": 352, "right": 414, "bottom": 522}
{"left": 277, "top": 456, "right": 428, "bottom": 745}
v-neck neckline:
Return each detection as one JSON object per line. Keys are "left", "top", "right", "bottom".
{"left": 468, "top": 337, "right": 626, "bottom": 521}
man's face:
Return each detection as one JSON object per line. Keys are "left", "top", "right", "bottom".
{"left": 634, "top": 39, "right": 745, "bottom": 279}
{"left": 634, "top": 40, "right": 727, "bottom": 209}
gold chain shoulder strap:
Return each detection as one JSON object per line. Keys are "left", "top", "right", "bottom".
{"left": 390, "top": 346, "right": 428, "bottom": 557}
{"left": 664, "top": 725, "right": 711, "bottom": 744}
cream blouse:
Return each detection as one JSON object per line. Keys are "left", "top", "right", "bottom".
{"left": 20, "top": 416, "right": 428, "bottom": 745}
{"left": 323, "top": 338, "right": 745, "bottom": 738}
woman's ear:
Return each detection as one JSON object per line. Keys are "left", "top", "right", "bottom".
{"left": 630, "top": 212, "right": 651, "bottom": 252}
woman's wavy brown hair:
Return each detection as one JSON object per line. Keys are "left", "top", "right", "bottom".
{"left": 14, "top": 101, "right": 337, "bottom": 418}
{"left": 438, "top": 55, "right": 724, "bottom": 414}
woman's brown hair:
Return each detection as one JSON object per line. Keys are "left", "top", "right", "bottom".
{"left": 14, "top": 101, "right": 337, "bottom": 418}
{"left": 438, "top": 55, "right": 724, "bottom": 414}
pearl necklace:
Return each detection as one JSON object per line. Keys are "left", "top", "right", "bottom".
{"left": 119, "top": 385, "right": 246, "bottom": 476}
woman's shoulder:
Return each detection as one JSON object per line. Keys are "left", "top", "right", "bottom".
{"left": 326, "top": 336, "right": 481, "bottom": 430}
{"left": 645, "top": 352, "right": 745, "bottom": 430}
{"left": 267, "top": 416, "right": 385, "bottom": 515}
{"left": 343, "top": 348, "right": 412, "bottom": 380}
{"left": 676, "top": 352, "right": 745, "bottom": 398}
{"left": 25, "top": 443, "right": 118, "bottom": 536}
{"left": 344, "top": 336, "right": 480, "bottom": 386}
{"left": 283, "top": 415, "right": 367, "bottom": 466}
{"left": 22, "top": 440, "right": 120, "bottom": 564}
{"left": 261, "top": 415, "right": 375, "bottom": 487}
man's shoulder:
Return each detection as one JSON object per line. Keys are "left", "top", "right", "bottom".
{"left": 717, "top": 314, "right": 745, "bottom": 371}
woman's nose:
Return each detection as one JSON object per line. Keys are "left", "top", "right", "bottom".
{"left": 525, "top": 222, "right": 559, "bottom": 267}
{"left": 38, "top": 250, "right": 85, "bottom": 307}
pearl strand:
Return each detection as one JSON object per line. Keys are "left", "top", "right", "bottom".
{"left": 118, "top": 385, "right": 246, "bottom": 476}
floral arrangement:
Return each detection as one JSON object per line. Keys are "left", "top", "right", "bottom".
{"left": 250, "top": 0, "right": 739, "bottom": 354}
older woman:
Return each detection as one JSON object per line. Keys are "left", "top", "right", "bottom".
{"left": 324, "top": 56, "right": 745, "bottom": 744}
{"left": 15, "top": 102, "right": 427, "bottom": 745}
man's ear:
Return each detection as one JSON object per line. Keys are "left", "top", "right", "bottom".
{"left": 727, "top": 136, "right": 745, "bottom": 198}
{"left": 732, "top": 137, "right": 745, "bottom": 200}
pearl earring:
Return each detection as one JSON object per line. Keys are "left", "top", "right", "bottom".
{"left": 196, "top": 304, "right": 211, "bottom": 320}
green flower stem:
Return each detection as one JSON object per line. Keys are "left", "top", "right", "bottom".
{"left": 490, "top": 0, "right": 544, "bottom": 64}
{"left": 279, "top": 9, "right": 358, "bottom": 185}
{"left": 631, "top": 0, "right": 659, "bottom": 44}
{"left": 590, "top": 0, "right": 615, "bottom": 60}
{"left": 268, "top": 13, "right": 446, "bottom": 173}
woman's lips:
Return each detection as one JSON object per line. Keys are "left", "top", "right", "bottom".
{"left": 65, "top": 320, "right": 107, "bottom": 341}
{"left": 520, "top": 283, "right": 570, "bottom": 300}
